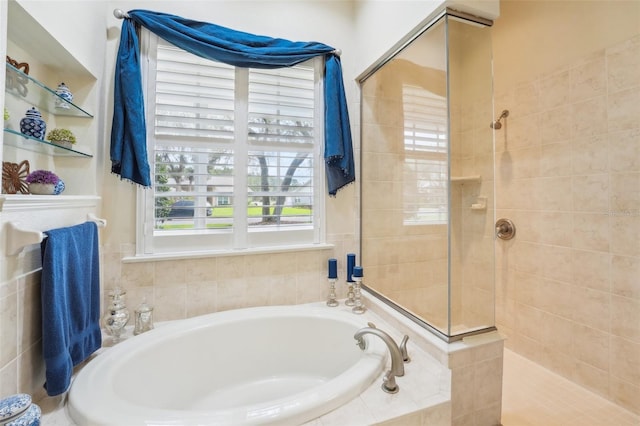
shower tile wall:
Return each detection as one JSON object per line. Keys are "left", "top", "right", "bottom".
{"left": 495, "top": 34, "right": 640, "bottom": 415}
{"left": 450, "top": 98, "right": 496, "bottom": 333}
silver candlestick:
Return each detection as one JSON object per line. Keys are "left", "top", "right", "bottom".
{"left": 327, "top": 278, "right": 339, "bottom": 307}
{"left": 352, "top": 266, "right": 366, "bottom": 314}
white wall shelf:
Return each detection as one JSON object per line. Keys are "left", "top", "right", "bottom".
{"left": 0, "top": 194, "right": 100, "bottom": 213}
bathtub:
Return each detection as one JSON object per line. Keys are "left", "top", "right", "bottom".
{"left": 67, "top": 305, "right": 388, "bottom": 426}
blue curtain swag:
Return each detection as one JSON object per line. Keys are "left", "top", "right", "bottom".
{"left": 111, "top": 9, "right": 355, "bottom": 196}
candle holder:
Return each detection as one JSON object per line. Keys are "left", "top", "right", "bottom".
{"left": 345, "top": 253, "right": 356, "bottom": 306}
{"left": 352, "top": 267, "right": 366, "bottom": 314}
{"left": 345, "top": 281, "right": 356, "bottom": 306}
{"left": 326, "top": 278, "right": 339, "bottom": 307}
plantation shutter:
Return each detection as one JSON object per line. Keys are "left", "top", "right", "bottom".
{"left": 141, "top": 37, "right": 321, "bottom": 254}
{"left": 153, "top": 44, "right": 235, "bottom": 232}
{"left": 247, "top": 67, "right": 315, "bottom": 228}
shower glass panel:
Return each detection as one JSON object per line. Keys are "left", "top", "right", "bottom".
{"left": 360, "top": 10, "right": 495, "bottom": 341}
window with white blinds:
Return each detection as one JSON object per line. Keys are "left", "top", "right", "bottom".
{"left": 138, "top": 36, "right": 323, "bottom": 255}
{"left": 402, "top": 85, "right": 448, "bottom": 225}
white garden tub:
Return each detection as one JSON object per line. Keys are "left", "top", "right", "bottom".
{"left": 67, "top": 305, "right": 387, "bottom": 425}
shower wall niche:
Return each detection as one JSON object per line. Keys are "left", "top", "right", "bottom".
{"left": 359, "top": 9, "right": 495, "bottom": 341}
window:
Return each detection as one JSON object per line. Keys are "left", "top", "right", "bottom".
{"left": 137, "top": 35, "right": 324, "bottom": 256}
{"left": 402, "top": 85, "right": 448, "bottom": 225}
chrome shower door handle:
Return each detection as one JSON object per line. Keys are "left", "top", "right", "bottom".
{"left": 495, "top": 218, "right": 516, "bottom": 240}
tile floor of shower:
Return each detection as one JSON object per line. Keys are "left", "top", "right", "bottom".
{"left": 502, "top": 349, "right": 639, "bottom": 426}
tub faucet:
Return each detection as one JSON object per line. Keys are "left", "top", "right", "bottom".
{"left": 354, "top": 326, "right": 405, "bottom": 393}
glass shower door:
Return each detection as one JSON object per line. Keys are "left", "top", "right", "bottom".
{"left": 360, "top": 10, "right": 495, "bottom": 341}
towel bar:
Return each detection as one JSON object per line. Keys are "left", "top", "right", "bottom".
{"left": 5, "top": 215, "right": 107, "bottom": 256}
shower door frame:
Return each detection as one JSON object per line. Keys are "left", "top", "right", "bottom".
{"left": 357, "top": 7, "right": 497, "bottom": 343}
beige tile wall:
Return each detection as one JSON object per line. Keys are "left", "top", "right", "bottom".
{"left": 495, "top": 34, "right": 640, "bottom": 415}
{"left": 449, "top": 338, "right": 504, "bottom": 426}
{"left": 101, "top": 242, "right": 355, "bottom": 322}
{"left": 0, "top": 270, "right": 46, "bottom": 401}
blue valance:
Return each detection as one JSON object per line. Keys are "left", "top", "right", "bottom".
{"left": 111, "top": 9, "right": 354, "bottom": 195}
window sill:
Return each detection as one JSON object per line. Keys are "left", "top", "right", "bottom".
{"left": 122, "top": 242, "right": 334, "bottom": 263}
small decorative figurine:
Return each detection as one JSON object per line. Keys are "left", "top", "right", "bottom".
{"left": 2, "top": 160, "right": 30, "bottom": 194}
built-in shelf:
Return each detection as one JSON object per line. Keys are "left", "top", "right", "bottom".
{"left": 3, "top": 128, "right": 92, "bottom": 157}
{"left": 451, "top": 175, "right": 481, "bottom": 184}
{"left": 5, "top": 63, "right": 93, "bottom": 118}
{"left": 0, "top": 194, "right": 100, "bottom": 213}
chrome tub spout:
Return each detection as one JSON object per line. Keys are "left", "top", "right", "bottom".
{"left": 354, "top": 327, "right": 405, "bottom": 393}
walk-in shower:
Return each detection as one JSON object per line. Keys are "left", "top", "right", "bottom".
{"left": 358, "top": 8, "right": 495, "bottom": 342}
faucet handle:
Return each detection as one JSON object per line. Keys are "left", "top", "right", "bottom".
{"left": 400, "top": 335, "right": 410, "bottom": 363}
{"left": 382, "top": 370, "right": 399, "bottom": 393}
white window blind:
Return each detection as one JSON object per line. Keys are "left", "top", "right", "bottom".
{"left": 402, "top": 85, "right": 448, "bottom": 225}
{"left": 246, "top": 67, "right": 315, "bottom": 228}
{"left": 138, "top": 36, "right": 323, "bottom": 255}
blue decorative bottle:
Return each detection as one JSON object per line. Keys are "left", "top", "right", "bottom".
{"left": 19, "top": 107, "right": 46, "bottom": 140}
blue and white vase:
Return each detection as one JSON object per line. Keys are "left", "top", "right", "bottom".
{"left": 55, "top": 82, "right": 73, "bottom": 109}
{"left": 0, "top": 394, "right": 31, "bottom": 422}
{"left": 19, "top": 107, "right": 46, "bottom": 140}
{"left": 4, "top": 403, "right": 41, "bottom": 426}
{"left": 53, "top": 180, "right": 65, "bottom": 195}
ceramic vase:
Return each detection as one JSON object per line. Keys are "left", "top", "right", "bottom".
{"left": 55, "top": 82, "right": 73, "bottom": 109}
{"left": 3, "top": 403, "right": 40, "bottom": 426}
{"left": 0, "top": 394, "right": 32, "bottom": 422}
{"left": 53, "top": 180, "right": 65, "bottom": 195}
{"left": 19, "top": 107, "right": 46, "bottom": 140}
{"left": 28, "top": 183, "right": 56, "bottom": 195}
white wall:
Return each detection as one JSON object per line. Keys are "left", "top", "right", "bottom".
{"left": 16, "top": 0, "right": 108, "bottom": 78}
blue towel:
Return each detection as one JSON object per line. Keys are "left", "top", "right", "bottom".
{"left": 40, "top": 222, "right": 102, "bottom": 396}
